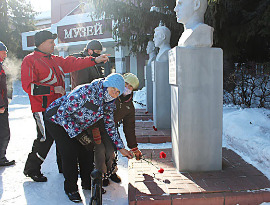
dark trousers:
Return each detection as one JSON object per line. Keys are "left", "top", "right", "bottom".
{"left": 0, "top": 109, "right": 10, "bottom": 161}
{"left": 24, "top": 112, "right": 54, "bottom": 174}
{"left": 45, "top": 120, "right": 94, "bottom": 193}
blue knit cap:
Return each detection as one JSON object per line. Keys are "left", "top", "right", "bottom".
{"left": 0, "top": 41, "right": 7, "bottom": 52}
{"left": 103, "top": 73, "right": 125, "bottom": 95}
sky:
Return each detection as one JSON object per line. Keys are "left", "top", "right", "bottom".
{"left": 28, "top": 0, "right": 51, "bottom": 12}
{"left": 0, "top": 80, "right": 269, "bottom": 204}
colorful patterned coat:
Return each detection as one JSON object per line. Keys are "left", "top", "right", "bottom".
{"left": 45, "top": 79, "right": 124, "bottom": 150}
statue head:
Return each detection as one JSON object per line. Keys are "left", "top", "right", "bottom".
{"left": 146, "top": 41, "right": 155, "bottom": 55}
{"left": 174, "top": 0, "right": 207, "bottom": 26}
{"left": 153, "top": 26, "right": 171, "bottom": 48}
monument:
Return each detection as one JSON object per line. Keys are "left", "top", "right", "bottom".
{"left": 144, "top": 41, "right": 156, "bottom": 113}
{"left": 170, "top": 0, "right": 223, "bottom": 171}
{"left": 152, "top": 26, "right": 171, "bottom": 129}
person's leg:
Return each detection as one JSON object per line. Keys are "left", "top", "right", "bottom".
{"left": 45, "top": 120, "right": 80, "bottom": 193}
{"left": 56, "top": 146, "right": 63, "bottom": 173}
{"left": 102, "top": 133, "right": 117, "bottom": 174}
{"left": 23, "top": 112, "right": 53, "bottom": 181}
{"left": 94, "top": 141, "right": 107, "bottom": 175}
{"left": 0, "top": 109, "right": 14, "bottom": 166}
{"left": 78, "top": 143, "right": 94, "bottom": 190}
{"left": 101, "top": 133, "right": 121, "bottom": 183}
{"left": 45, "top": 120, "right": 82, "bottom": 202}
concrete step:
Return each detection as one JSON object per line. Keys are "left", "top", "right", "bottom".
{"left": 135, "top": 109, "right": 153, "bottom": 121}
{"left": 135, "top": 109, "right": 171, "bottom": 144}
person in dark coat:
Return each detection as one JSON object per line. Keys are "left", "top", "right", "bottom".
{"left": 44, "top": 73, "right": 133, "bottom": 203}
{"left": 97, "top": 73, "right": 143, "bottom": 186}
{"left": 70, "top": 40, "right": 104, "bottom": 90}
{"left": 0, "top": 41, "right": 15, "bottom": 166}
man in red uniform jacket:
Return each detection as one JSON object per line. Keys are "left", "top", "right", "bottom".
{"left": 0, "top": 41, "right": 15, "bottom": 167}
{"left": 21, "top": 30, "right": 110, "bottom": 182}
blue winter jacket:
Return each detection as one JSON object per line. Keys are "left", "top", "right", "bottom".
{"left": 45, "top": 78, "right": 124, "bottom": 150}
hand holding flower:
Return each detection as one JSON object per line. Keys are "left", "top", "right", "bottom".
{"left": 131, "top": 147, "right": 142, "bottom": 160}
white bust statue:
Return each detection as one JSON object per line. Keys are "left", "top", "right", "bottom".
{"left": 146, "top": 41, "right": 156, "bottom": 66}
{"left": 174, "top": 0, "right": 214, "bottom": 47}
{"left": 153, "top": 26, "right": 171, "bottom": 62}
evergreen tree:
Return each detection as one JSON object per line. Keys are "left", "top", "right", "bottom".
{"left": 0, "top": 0, "right": 36, "bottom": 58}
{"left": 88, "top": 0, "right": 183, "bottom": 53}
{"left": 206, "top": 0, "right": 270, "bottom": 63}
{"left": 89, "top": 0, "right": 270, "bottom": 64}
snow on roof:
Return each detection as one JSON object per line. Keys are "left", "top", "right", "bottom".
{"left": 35, "top": 10, "right": 51, "bottom": 20}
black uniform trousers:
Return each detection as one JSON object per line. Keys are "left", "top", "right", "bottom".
{"left": 45, "top": 119, "right": 94, "bottom": 193}
{"left": 0, "top": 109, "right": 10, "bottom": 161}
{"left": 24, "top": 112, "right": 54, "bottom": 174}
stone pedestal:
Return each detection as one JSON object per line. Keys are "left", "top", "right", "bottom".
{"left": 169, "top": 47, "right": 223, "bottom": 172}
{"left": 144, "top": 65, "right": 153, "bottom": 113}
{"left": 151, "top": 61, "right": 171, "bottom": 129}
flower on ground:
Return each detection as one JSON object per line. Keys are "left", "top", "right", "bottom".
{"left": 159, "top": 151, "right": 167, "bottom": 159}
{"left": 158, "top": 168, "right": 164, "bottom": 173}
{"left": 141, "top": 151, "right": 166, "bottom": 174}
{"left": 153, "top": 125, "right": 157, "bottom": 131}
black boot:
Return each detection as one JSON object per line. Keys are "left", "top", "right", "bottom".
{"left": 65, "top": 191, "right": 82, "bottom": 203}
{"left": 0, "top": 158, "right": 15, "bottom": 166}
{"left": 102, "top": 178, "right": 110, "bottom": 187}
{"left": 24, "top": 170, "right": 47, "bottom": 182}
{"left": 109, "top": 173, "right": 121, "bottom": 183}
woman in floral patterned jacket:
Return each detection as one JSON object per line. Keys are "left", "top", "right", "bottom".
{"left": 44, "top": 73, "right": 133, "bottom": 203}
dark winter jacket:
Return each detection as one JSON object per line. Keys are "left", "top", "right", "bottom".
{"left": 114, "top": 93, "right": 138, "bottom": 149}
{"left": 45, "top": 78, "right": 124, "bottom": 150}
{"left": 21, "top": 49, "right": 97, "bottom": 113}
{"left": 70, "top": 50, "right": 102, "bottom": 90}
{"left": 0, "top": 63, "right": 8, "bottom": 109}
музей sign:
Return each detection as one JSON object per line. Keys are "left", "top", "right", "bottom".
{"left": 57, "top": 20, "right": 112, "bottom": 43}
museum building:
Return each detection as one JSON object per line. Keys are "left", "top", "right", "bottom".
{"left": 21, "top": 0, "right": 146, "bottom": 90}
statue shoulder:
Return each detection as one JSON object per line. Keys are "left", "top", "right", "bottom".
{"left": 178, "top": 23, "right": 214, "bottom": 47}
{"left": 156, "top": 46, "right": 171, "bottom": 62}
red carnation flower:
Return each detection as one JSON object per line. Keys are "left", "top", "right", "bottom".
{"left": 153, "top": 126, "right": 157, "bottom": 131}
{"left": 159, "top": 151, "right": 166, "bottom": 159}
{"left": 145, "top": 111, "right": 148, "bottom": 114}
{"left": 158, "top": 168, "right": 164, "bottom": 173}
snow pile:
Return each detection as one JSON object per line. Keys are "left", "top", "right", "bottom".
{"left": 223, "top": 105, "right": 270, "bottom": 179}
{"left": 133, "top": 87, "right": 146, "bottom": 109}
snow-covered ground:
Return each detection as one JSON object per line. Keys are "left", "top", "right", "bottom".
{"left": 0, "top": 81, "right": 270, "bottom": 205}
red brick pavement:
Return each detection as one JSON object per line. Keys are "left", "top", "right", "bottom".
{"left": 135, "top": 109, "right": 153, "bottom": 121}
{"left": 128, "top": 148, "right": 270, "bottom": 205}
{"left": 135, "top": 109, "right": 171, "bottom": 144}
